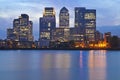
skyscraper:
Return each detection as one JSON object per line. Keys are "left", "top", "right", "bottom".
{"left": 39, "top": 7, "right": 56, "bottom": 48}
{"left": 59, "top": 7, "right": 69, "bottom": 28}
{"left": 75, "top": 7, "right": 96, "bottom": 43}
{"left": 74, "top": 7, "right": 86, "bottom": 42}
{"left": 7, "top": 14, "right": 33, "bottom": 41}
{"left": 75, "top": 7, "right": 85, "bottom": 29}
{"left": 84, "top": 9, "right": 96, "bottom": 43}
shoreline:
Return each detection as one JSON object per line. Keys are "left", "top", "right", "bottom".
{"left": 0, "top": 48, "right": 120, "bottom": 50}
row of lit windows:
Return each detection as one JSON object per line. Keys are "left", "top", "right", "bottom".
{"left": 60, "top": 13, "right": 69, "bottom": 16}
{"left": 84, "top": 13, "right": 96, "bottom": 19}
{"left": 86, "top": 29, "right": 94, "bottom": 33}
{"left": 85, "top": 23, "right": 95, "bottom": 27}
{"left": 86, "top": 34, "right": 95, "bottom": 41}
{"left": 40, "top": 32, "right": 50, "bottom": 39}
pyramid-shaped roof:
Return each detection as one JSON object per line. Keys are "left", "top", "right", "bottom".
{"left": 60, "top": 7, "right": 69, "bottom": 12}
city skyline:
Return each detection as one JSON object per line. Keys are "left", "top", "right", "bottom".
{"left": 0, "top": 0, "right": 120, "bottom": 39}
{"left": 0, "top": 7, "right": 119, "bottom": 49}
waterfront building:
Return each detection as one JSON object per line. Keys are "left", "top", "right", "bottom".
{"left": 51, "top": 28, "right": 70, "bottom": 42}
{"left": 59, "top": 7, "right": 69, "bottom": 28}
{"left": 75, "top": 7, "right": 85, "bottom": 31}
{"left": 39, "top": 7, "right": 56, "bottom": 48}
{"left": 75, "top": 7, "right": 96, "bottom": 44}
{"left": 7, "top": 14, "right": 33, "bottom": 41}
{"left": 69, "top": 28, "right": 84, "bottom": 42}
{"left": 84, "top": 9, "right": 96, "bottom": 43}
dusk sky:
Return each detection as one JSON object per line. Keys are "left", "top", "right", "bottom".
{"left": 0, "top": 0, "right": 120, "bottom": 40}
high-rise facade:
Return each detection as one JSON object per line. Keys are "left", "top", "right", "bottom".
{"left": 69, "top": 28, "right": 84, "bottom": 42}
{"left": 59, "top": 7, "right": 69, "bottom": 28}
{"left": 39, "top": 7, "right": 56, "bottom": 48}
{"left": 7, "top": 14, "right": 33, "bottom": 41}
{"left": 75, "top": 7, "right": 96, "bottom": 43}
{"left": 84, "top": 9, "right": 96, "bottom": 43}
{"left": 51, "top": 28, "right": 70, "bottom": 42}
{"left": 73, "top": 7, "right": 86, "bottom": 42}
{"left": 75, "top": 7, "right": 85, "bottom": 31}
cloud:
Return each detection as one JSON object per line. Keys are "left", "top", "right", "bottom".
{"left": 0, "top": 0, "right": 120, "bottom": 39}
{"left": 1, "top": 0, "right": 119, "bottom": 27}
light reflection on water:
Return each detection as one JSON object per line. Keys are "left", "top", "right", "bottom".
{"left": 88, "top": 50, "right": 106, "bottom": 80}
{"left": 0, "top": 50, "right": 120, "bottom": 80}
{"left": 41, "top": 53, "right": 71, "bottom": 69}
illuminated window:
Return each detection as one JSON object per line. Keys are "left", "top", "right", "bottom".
{"left": 85, "top": 22, "right": 95, "bottom": 27}
{"left": 48, "top": 22, "right": 51, "bottom": 27}
{"left": 64, "top": 28, "right": 69, "bottom": 31}
{"left": 75, "top": 23, "right": 78, "bottom": 27}
{"left": 85, "top": 13, "right": 95, "bottom": 19}
{"left": 86, "top": 29, "right": 94, "bottom": 33}
{"left": 41, "top": 32, "right": 50, "bottom": 39}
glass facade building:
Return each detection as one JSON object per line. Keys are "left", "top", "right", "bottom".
{"left": 75, "top": 7, "right": 96, "bottom": 43}
{"left": 59, "top": 7, "right": 69, "bottom": 28}
{"left": 39, "top": 7, "right": 56, "bottom": 48}
{"left": 7, "top": 14, "right": 33, "bottom": 41}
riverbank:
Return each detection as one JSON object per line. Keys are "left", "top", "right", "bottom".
{"left": 0, "top": 48, "right": 120, "bottom": 50}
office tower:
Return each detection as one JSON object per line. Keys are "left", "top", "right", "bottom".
{"left": 51, "top": 28, "right": 70, "bottom": 42}
{"left": 75, "top": 7, "right": 85, "bottom": 29}
{"left": 75, "top": 7, "right": 96, "bottom": 43}
{"left": 74, "top": 7, "right": 86, "bottom": 42}
{"left": 59, "top": 7, "right": 69, "bottom": 28}
{"left": 39, "top": 7, "right": 56, "bottom": 48}
{"left": 15, "top": 14, "right": 33, "bottom": 41}
{"left": 84, "top": 9, "right": 96, "bottom": 43}
{"left": 7, "top": 14, "right": 33, "bottom": 41}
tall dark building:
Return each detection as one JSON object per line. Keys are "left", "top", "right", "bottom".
{"left": 74, "top": 7, "right": 86, "bottom": 42}
{"left": 75, "top": 7, "right": 96, "bottom": 43}
{"left": 7, "top": 14, "right": 33, "bottom": 41}
{"left": 39, "top": 7, "right": 56, "bottom": 48}
{"left": 59, "top": 7, "right": 69, "bottom": 28}
{"left": 84, "top": 9, "right": 96, "bottom": 43}
{"left": 75, "top": 7, "right": 85, "bottom": 29}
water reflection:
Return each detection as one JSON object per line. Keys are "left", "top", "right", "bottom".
{"left": 40, "top": 52, "right": 72, "bottom": 80}
{"left": 0, "top": 50, "right": 108, "bottom": 80}
{"left": 80, "top": 51, "right": 83, "bottom": 68}
{"left": 40, "top": 52, "right": 71, "bottom": 69}
{"left": 40, "top": 51, "right": 82, "bottom": 80}
{"left": 55, "top": 54, "right": 71, "bottom": 68}
{"left": 88, "top": 50, "right": 107, "bottom": 80}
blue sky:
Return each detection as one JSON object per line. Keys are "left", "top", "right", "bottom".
{"left": 0, "top": 0, "right": 120, "bottom": 40}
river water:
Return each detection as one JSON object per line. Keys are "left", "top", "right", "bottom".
{"left": 0, "top": 50, "right": 120, "bottom": 80}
